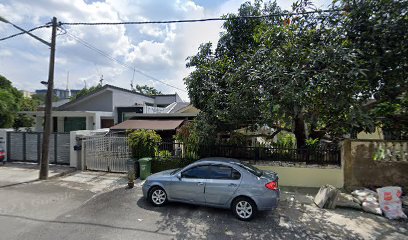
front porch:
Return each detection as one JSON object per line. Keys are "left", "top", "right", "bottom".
{"left": 21, "top": 111, "right": 114, "bottom": 133}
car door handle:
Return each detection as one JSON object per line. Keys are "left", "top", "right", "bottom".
{"left": 228, "top": 183, "right": 237, "bottom": 187}
{"left": 197, "top": 182, "right": 204, "bottom": 186}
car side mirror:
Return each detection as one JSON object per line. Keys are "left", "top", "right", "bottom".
{"left": 176, "top": 173, "right": 182, "bottom": 180}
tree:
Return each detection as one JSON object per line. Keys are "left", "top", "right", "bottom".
{"left": 20, "top": 97, "right": 40, "bottom": 111}
{"left": 132, "top": 84, "right": 162, "bottom": 95}
{"left": 0, "top": 75, "right": 22, "bottom": 128}
{"left": 13, "top": 114, "right": 35, "bottom": 131}
{"left": 31, "top": 93, "right": 59, "bottom": 104}
{"left": 71, "top": 84, "right": 103, "bottom": 100}
{"left": 340, "top": 0, "right": 408, "bottom": 139}
{"left": 185, "top": 0, "right": 408, "bottom": 147}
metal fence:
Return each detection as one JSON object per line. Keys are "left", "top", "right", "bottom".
{"left": 79, "top": 137, "right": 341, "bottom": 174}
{"left": 154, "top": 142, "right": 341, "bottom": 165}
{"left": 83, "top": 136, "right": 130, "bottom": 172}
{"left": 6, "top": 132, "right": 70, "bottom": 165}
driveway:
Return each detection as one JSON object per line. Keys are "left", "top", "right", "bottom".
{"left": 0, "top": 172, "right": 407, "bottom": 240}
{"left": 0, "top": 162, "right": 74, "bottom": 187}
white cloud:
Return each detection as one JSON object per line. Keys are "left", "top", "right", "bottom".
{"left": 0, "top": 0, "right": 330, "bottom": 101}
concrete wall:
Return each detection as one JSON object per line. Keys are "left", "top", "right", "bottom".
{"left": 255, "top": 165, "right": 343, "bottom": 188}
{"left": 69, "top": 129, "right": 110, "bottom": 168}
{"left": 343, "top": 139, "right": 408, "bottom": 191}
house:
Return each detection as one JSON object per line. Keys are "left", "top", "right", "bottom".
{"left": 21, "top": 84, "right": 187, "bottom": 133}
{"left": 35, "top": 88, "right": 81, "bottom": 99}
{"left": 109, "top": 103, "right": 200, "bottom": 140}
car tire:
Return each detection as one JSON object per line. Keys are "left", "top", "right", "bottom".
{"left": 232, "top": 197, "right": 257, "bottom": 221}
{"left": 148, "top": 186, "right": 168, "bottom": 207}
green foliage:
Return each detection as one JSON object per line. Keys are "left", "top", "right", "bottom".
{"left": 175, "top": 121, "right": 200, "bottom": 158}
{"left": 71, "top": 84, "right": 103, "bottom": 100}
{"left": 132, "top": 84, "right": 162, "bottom": 95}
{"left": 276, "top": 132, "right": 296, "bottom": 147}
{"left": 185, "top": 0, "right": 408, "bottom": 144}
{"left": 128, "top": 129, "right": 162, "bottom": 159}
{"left": 158, "top": 150, "right": 172, "bottom": 160}
{"left": 373, "top": 147, "right": 386, "bottom": 161}
{"left": 20, "top": 97, "right": 40, "bottom": 111}
{"left": 175, "top": 117, "right": 218, "bottom": 158}
{"left": 31, "top": 93, "right": 59, "bottom": 104}
{"left": 0, "top": 90, "right": 18, "bottom": 127}
{"left": 224, "top": 132, "right": 248, "bottom": 146}
{"left": 305, "top": 138, "right": 320, "bottom": 149}
{"left": 13, "top": 114, "right": 35, "bottom": 131}
{"left": 0, "top": 75, "right": 22, "bottom": 128}
{"left": 151, "top": 158, "right": 196, "bottom": 174}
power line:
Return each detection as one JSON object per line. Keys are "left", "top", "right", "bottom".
{"left": 61, "top": 9, "right": 342, "bottom": 26}
{"left": 64, "top": 30, "right": 187, "bottom": 92}
{"left": 0, "top": 24, "right": 50, "bottom": 41}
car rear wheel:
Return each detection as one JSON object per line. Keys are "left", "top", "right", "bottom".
{"left": 148, "top": 186, "right": 167, "bottom": 207}
{"left": 232, "top": 197, "right": 257, "bottom": 221}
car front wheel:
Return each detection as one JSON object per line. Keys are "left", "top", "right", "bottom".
{"left": 232, "top": 197, "right": 257, "bottom": 221}
{"left": 148, "top": 186, "right": 167, "bottom": 207}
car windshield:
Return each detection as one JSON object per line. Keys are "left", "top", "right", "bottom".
{"left": 233, "top": 162, "right": 263, "bottom": 177}
{"left": 170, "top": 168, "right": 180, "bottom": 175}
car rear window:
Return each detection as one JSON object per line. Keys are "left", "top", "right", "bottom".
{"left": 233, "top": 162, "right": 263, "bottom": 177}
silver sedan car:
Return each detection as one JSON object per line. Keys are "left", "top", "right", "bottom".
{"left": 142, "top": 157, "right": 279, "bottom": 221}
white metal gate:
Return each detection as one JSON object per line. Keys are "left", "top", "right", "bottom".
{"left": 83, "top": 136, "right": 130, "bottom": 173}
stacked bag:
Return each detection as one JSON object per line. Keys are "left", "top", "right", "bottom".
{"left": 351, "top": 189, "right": 382, "bottom": 215}
{"left": 377, "top": 186, "right": 407, "bottom": 220}
{"left": 315, "top": 185, "right": 407, "bottom": 220}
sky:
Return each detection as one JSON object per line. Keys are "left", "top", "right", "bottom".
{"left": 0, "top": 0, "right": 331, "bottom": 101}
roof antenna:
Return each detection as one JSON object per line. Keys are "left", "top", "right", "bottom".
{"left": 130, "top": 67, "right": 136, "bottom": 90}
{"left": 99, "top": 75, "right": 104, "bottom": 86}
{"left": 66, "top": 71, "right": 71, "bottom": 97}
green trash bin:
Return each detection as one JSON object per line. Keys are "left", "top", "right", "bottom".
{"left": 139, "top": 157, "right": 152, "bottom": 180}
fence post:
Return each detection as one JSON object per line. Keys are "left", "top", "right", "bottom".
{"left": 6, "top": 132, "right": 11, "bottom": 161}
{"left": 23, "top": 132, "right": 26, "bottom": 161}
{"left": 37, "top": 133, "right": 41, "bottom": 163}
{"left": 54, "top": 134, "right": 58, "bottom": 164}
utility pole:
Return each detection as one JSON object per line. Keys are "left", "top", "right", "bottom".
{"left": 39, "top": 17, "right": 58, "bottom": 180}
{"left": 0, "top": 15, "right": 57, "bottom": 180}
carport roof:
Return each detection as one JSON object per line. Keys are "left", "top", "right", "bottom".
{"left": 110, "top": 119, "right": 184, "bottom": 131}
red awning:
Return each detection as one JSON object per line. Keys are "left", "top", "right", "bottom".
{"left": 110, "top": 119, "right": 184, "bottom": 131}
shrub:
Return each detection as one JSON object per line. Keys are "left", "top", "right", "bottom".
{"left": 305, "top": 138, "right": 320, "bottom": 149}
{"left": 275, "top": 132, "right": 296, "bottom": 148}
{"left": 158, "top": 150, "right": 172, "bottom": 160}
{"left": 151, "top": 158, "right": 196, "bottom": 173}
{"left": 128, "top": 129, "right": 161, "bottom": 159}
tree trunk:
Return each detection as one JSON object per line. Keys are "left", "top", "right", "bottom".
{"left": 294, "top": 113, "right": 306, "bottom": 148}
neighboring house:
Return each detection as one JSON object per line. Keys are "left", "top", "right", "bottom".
{"left": 356, "top": 127, "right": 407, "bottom": 140}
{"left": 35, "top": 88, "right": 81, "bottom": 99}
{"left": 22, "top": 84, "right": 186, "bottom": 133}
{"left": 110, "top": 102, "right": 200, "bottom": 140}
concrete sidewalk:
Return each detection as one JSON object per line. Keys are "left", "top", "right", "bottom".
{"left": 0, "top": 162, "right": 75, "bottom": 188}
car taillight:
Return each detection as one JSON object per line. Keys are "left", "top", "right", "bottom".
{"left": 265, "top": 181, "right": 278, "bottom": 190}
{"left": 0, "top": 152, "right": 5, "bottom": 157}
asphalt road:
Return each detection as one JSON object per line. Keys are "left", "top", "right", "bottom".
{"left": 0, "top": 173, "right": 407, "bottom": 240}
